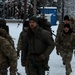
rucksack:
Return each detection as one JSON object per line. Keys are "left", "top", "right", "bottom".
{"left": 38, "top": 17, "right": 53, "bottom": 35}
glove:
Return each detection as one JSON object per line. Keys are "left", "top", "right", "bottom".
{"left": 56, "top": 50, "right": 60, "bottom": 55}
{"left": 21, "top": 60, "right": 26, "bottom": 67}
{"left": 39, "top": 54, "right": 46, "bottom": 61}
{"left": 17, "top": 50, "right": 20, "bottom": 58}
{"left": 74, "top": 50, "right": 75, "bottom": 56}
{"left": 56, "top": 46, "right": 60, "bottom": 55}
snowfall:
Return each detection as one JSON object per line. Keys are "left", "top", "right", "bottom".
{"left": 6, "top": 22, "right": 75, "bottom": 75}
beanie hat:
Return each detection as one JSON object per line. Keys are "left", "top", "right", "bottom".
{"left": 64, "top": 15, "right": 69, "bottom": 21}
{"left": 64, "top": 24, "right": 70, "bottom": 28}
{"left": 23, "top": 21, "right": 29, "bottom": 27}
{"left": 29, "top": 16, "right": 38, "bottom": 23}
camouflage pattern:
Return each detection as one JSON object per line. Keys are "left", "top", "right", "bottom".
{"left": 55, "top": 31, "right": 75, "bottom": 75}
{"left": 57, "top": 22, "right": 75, "bottom": 36}
{"left": 25, "top": 26, "right": 54, "bottom": 75}
{"left": 0, "top": 28, "right": 15, "bottom": 49}
{"left": 0, "top": 36, "right": 17, "bottom": 75}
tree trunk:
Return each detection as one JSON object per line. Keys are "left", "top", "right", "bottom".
{"left": 62, "top": 0, "right": 64, "bottom": 21}
{"left": 23, "top": 0, "right": 27, "bottom": 29}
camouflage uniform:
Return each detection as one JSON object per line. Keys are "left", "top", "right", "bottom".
{"left": 56, "top": 30, "right": 75, "bottom": 75}
{"left": 25, "top": 26, "right": 54, "bottom": 75}
{"left": 57, "top": 21, "right": 75, "bottom": 36}
{"left": 0, "top": 36, "right": 17, "bottom": 75}
{"left": 0, "top": 28, "right": 15, "bottom": 49}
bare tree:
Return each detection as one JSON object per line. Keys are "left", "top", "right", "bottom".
{"left": 23, "top": 0, "right": 27, "bottom": 29}
{"left": 62, "top": 0, "right": 64, "bottom": 21}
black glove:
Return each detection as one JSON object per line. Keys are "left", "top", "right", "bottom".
{"left": 56, "top": 46, "right": 60, "bottom": 55}
{"left": 17, "top": 50, "right": 20, "bottom": 58}
{"left": 56, "top": 50, "right": 60, "bottom": 55}
{"left": 39, "top": 54, "right": 46, "bottom": 61}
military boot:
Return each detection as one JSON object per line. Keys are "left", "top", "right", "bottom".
{"left": 66, "top": 74, "right": 69, "bottom": 75}
{"left": 66, "top": 72, "right": 70, "bottom": 75}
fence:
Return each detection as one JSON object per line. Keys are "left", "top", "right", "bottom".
{"left": 0, "top": 2, "right": 24, "bottom": 19}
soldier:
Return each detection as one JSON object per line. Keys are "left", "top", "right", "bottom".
{"left": 57, "top": 15, "right": 70, "bottom": 35}
{"left": 17, "top": 20, "right": 29, "bottom": 74}
{"left": 57, "top": 15, "right": 75, "bottom": 36}
{"left": 55, "top": 24, "right": 75, "bottom": 75}
{"left": 0, "top": 36, "right": 17, "bottom": 75}
{"left": 23, "top": 16, "right": 54, "bottom": 75}
{"left": 17, "top": 20, "right": 29, "bottom": 62}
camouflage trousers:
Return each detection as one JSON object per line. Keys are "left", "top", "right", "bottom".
{"left": 0, "top": 62, "right": 8, "bottom": 75}
{"left": 60, "top": 51, "right": 73, "bottom": 75}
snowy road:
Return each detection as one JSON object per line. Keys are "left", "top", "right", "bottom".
{"left": 7, "top": 23, "right": 75, "bottom": 75}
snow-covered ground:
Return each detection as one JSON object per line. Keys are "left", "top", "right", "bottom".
{"left": 6, "top": 22, "right": 75, "bottom": 75}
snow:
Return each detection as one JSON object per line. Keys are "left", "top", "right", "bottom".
{"left": 6, "top": 22, "right": 75, "bottom": 75}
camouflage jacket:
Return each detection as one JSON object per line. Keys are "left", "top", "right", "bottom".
{"left": 57, "top": 22, "right": 75, "bottom": 36}
{"left": 0, "top": 36, "right": 17, "bottom": 73}
{"left": 55, "top": 32, "right": 75, "bottom": 52}
{"left": 0, "top": 28, "right": 15, "bottom": 49}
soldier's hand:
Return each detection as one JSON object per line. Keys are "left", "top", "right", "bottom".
{"left": 17, "top": 50, "right": 20, "bottom": 58}
{"left": 56, "top": 51, "right": 60, "bottom": 55}
{"left": 39, "top": 54, "right": 46, "bottom": 61}
{"left": 56, "top": 47, "right": 60, "bottom": 55}
{"left": 74, "top": 50, "right": 75, "bottom": 56}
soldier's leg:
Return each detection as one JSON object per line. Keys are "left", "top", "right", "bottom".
{"left": 0, "top": 69, "right": 7, "bottom": 75}
{"left": 0, "top": 62, "right": 8, "bottom": 75}
{"left": 65, "top": 55, "right": 72, "bottom": 75}
{"left": 38, "top": 67, "right": 45, "bottom": 75}
{"left": 27, "top": 62, "right": 37, "bottom": 75}
{"left": 25, "top": 66, "right": 28, "bottom": 75}
{"left": 60, "top": 52, "right": 66, "bottom": 65}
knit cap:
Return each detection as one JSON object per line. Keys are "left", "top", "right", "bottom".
{"left": 64, "top": 24, "right": 70, "bottom": 28}
{"left": 64, "top": 15, "right": 69, "bottom": 21}
{"left": 29, "top": 16, "right": 38, "bottom": 23}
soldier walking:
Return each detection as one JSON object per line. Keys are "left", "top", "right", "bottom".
{"left": 55, "top": 24, "right": 75, "bottom": 75}
{"left": 0, "top": 30, "right": 17, "bottom": 75}
{"left": 57, "top": 15, "right": 75, "bottom": 36}
{"left": 22, "top": 16, "right": 55, "bottom": 75}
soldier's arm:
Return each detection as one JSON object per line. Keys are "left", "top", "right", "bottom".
{"left": 0, "top": 37, "right": 17, "bottom": 75}
{"left": 57, "top": 22, "right": 63, "bottom": 36}
{"left": 55, "top": 34, "right": 62, "bottom": 55}
{"left": 17, "top": 31, "right": 23, "bottom": 57}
